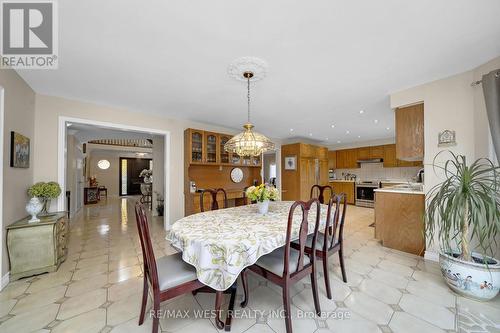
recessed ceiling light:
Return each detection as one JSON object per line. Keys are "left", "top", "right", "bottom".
{"left": 359, "top": 110, "right": 364, "bottom": 114}
{"left": 309, "top": 133, "right": 313, "bottom": 136}
{"left": 374, "top": 119, "right": 379, "bottom": 124}
{"left": 331, "top": 124, "right": 335, "bottom": 128}
{"left": 357, "top": 135, "right": 361, "bottom": 138}
{"left": 289, "top": 128, "right": 294, "bottom": 132}
{"left": 386, "top": 127, "right": 390, "bottom": 130}
{"left": 346, "top": 130, "right": 350, "bottom": 134}
{"left": 66, "top": 123, "right": 72, "bottom": 127}
{"left": 337, "top": 140, "right": 341, "bottom": 143}
{"left": 325, "top": 138, "right": 329, "bottom": 141}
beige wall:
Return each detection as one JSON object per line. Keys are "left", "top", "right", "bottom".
{"left": 390, "top": 55, "right": 500, "bottom": 259}
{"left": 33, "top": 94, "right": 245, "bottom": 226}
{"left": 0, "top": 69, "right": 36, "bottom": 278}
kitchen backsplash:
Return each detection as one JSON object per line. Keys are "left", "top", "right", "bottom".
{"left": 334, "top": 162, "right": 421, "bottom": 181}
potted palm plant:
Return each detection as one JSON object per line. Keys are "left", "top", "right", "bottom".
{"left": 425, "top": 152, "right": 500, "bottom": 301}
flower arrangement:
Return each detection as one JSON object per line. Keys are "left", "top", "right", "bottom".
{"left": 27, "top": 181, "right": 62, "bottom": 215}
{"left": 139, "top": 169, "right": 153, "bottom": 178}
{"left": 27, "top": 181, "right": 62, "bottom": 199}
{"left": 245, "top": 184, "right": 279, "bottom": 203}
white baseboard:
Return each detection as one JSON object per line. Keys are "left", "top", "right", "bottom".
{"left": 1, "top": 271, "right": 9, "bottom": 290}
{"left": 424, "top": 250, "right": 439, "bottom": 262}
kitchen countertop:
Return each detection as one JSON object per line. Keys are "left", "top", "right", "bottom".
{"left": 374, "top": 186, "right": 424, "bottom": 195}
{"left": 329, "top": 179, "right": 356, "bottom": 183}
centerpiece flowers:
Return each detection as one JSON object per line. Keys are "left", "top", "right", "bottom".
{"left": 246, "top": 184, "right": 279, "bottom": 215}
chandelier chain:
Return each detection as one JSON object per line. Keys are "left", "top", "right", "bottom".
{"left": 247, "top": 76, "right": 251, "bottom": 123}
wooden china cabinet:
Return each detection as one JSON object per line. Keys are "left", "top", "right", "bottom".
{"left": 184, "top": 128, "right": 263, "bottom": 216}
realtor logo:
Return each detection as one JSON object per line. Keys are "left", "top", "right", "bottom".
{"left": 0, "top": 0, "right": 58, "bottom": 69}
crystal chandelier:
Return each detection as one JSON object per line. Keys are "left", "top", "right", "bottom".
{"left": 224, "top": 71, "right": 275, "bottom": 157}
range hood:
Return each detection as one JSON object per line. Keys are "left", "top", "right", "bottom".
{"left": 357, "top": 158, "right": 383, "bottom": 164}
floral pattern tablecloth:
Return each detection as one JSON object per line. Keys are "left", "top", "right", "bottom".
{"left": 167, "top": 201, "right": 328, "bottom": 291}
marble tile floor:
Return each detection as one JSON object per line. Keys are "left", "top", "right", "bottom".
{"left": 0, "top": 196, "right": 499, "bottom": 333}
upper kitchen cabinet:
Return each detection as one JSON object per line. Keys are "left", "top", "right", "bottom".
{"left": 328, "top": 151, "right": 337, "bottom": 169}
{"left": 370, "top": 146, "right": 384, "bottom": 159}
{"left": 395, "top": 103, "right": 424, "bottom": 161}
{"left": 336, "top": 148, "right": 358, "bottom": 169}
{"left": 357, "top": 147, "right": 371, "bottom": 160}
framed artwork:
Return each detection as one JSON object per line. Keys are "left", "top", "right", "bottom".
{"left": 284, "top": 155, "right": 297, "bottom": 170}
{"left": 10, "top": 131, "right": 30, "bottom": 168}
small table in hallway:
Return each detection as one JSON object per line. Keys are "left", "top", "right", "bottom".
{"left": 168, "top": 201, "right": 328, "bottom": 331}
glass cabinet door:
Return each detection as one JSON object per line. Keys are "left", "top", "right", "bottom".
{"left": 242, "top": 156, "right": 251, "bottom": 166}
{"left": 219, "top": 135, "right": 230, "bottom": 164}
{"left": 252, "top": 155, "right": 261, "bottom": 166}
{"left": 204, "top": 132, "right": 218, "bottom": 164}
{"left": 190, "top": 130, "right": 203, "bottom": 163}
{"left": 231, "top": 153, "right": 241, "bottom": 165}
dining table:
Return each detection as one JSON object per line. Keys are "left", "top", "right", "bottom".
{"left": 168, "top": 200, "right": 329, "bottom": 331}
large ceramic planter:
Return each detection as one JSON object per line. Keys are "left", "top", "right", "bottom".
{"left": 439, "top": 251, "right": 500, "bottom": 301}
{"left": 257, "top": 200, "right": 270, "bottom": 215}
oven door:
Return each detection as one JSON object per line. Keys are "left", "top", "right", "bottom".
{"left": 355, "top": 185, "right": 376, "bottom": 207}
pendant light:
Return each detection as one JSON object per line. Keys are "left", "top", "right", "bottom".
{"left": 224, "top": 71, "right": 275, "bottom": 157}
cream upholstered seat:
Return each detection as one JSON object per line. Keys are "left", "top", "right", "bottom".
{"left": 156, "top": 253, "right": 198, "bottom": 291}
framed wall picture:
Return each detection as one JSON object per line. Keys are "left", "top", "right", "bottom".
{"left": 10, "top": 131, "right": 30, "bottom": 168}
{"left": 284, "top": 155, "right": 297, "bottom": 170}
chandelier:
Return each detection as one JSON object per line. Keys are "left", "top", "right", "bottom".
{"left": 224, "top": 71, "right": 275, "bottom": 157}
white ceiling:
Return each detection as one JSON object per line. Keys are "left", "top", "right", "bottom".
{"left": 18, "top": 0, "right": 500, "bottom": 146}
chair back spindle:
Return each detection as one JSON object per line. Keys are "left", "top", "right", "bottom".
{"left": 283, "top": 199, "right": 322, "bottom": 276}
{"left": 323, "top": 193, "right": 347, "bottom": 251}
{"left": 310, "top": 185, "right": 333, "bottom": 204}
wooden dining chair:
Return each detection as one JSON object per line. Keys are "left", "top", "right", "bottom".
{"left": 135, "top": 203, "right": 205, "bottom": 333}
{"left": 293, "top": 193, "right": 348, "bottom": 299}
{"left": 310, "top": 184, "right": 333, "bottom": 204}
{"left": 199, "top": 188, "right": 228, "bottom": 212}
{"left": 240, "top": 199, "right": 322, "bottom": 333}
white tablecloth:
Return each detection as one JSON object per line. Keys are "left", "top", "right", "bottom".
{"left": 167, "top": 201, "right": 328, "bottom": 291}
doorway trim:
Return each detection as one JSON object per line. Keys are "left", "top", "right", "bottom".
{"left": 57, "top": 116, "right": 171, "bottom": 230}
{"left": 0, "top": 87, "right": 5, "bottom": 289}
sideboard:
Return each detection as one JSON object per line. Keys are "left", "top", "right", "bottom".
{"left": 6, "top": 212, "right": 68, "bottom": 280}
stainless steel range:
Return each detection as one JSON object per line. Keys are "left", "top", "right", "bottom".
{"left": 355, "top": 181, "right": 380, "bottom": 208}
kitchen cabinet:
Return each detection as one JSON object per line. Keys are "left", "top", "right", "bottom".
{"left": 328, "top": 151, "right": 337, "bottom": 170}
{"left": 357, "top": 147, "right": 370, "bottom": 160}
{"left": 375, "top": 191, "right": 425, "bottom": 256}
{"left": 383, "top": 144, "right": 398, "bottom": 168}
{"left": 370, "top": 146, "right": 384, "bottom": 159}
{"left": 396, "top": 103, "right": 424, "bottom": 161}
{"left": 282, "top": 143, "right": 329, "bottom": 201}
{"left": 335, "top": 149, "right": 358, "bottom": 169}
{"left": 330, "top": 181, "right": 355, "bottom": 204}
{"left": 383, "top": 144, "right": 422, "bottom": 168}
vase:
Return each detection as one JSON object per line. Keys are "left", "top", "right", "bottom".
{"left": 39, "top": 198, "right": 55, "bottom": 216}
{"left": 439, "top": 251, "right": 500, "bottom": 301}
{"left": 26, "top": 197, "right": 44, "bottom": 223}
{"left": 257, "top": 200, "right": 270, "bottom": 215}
